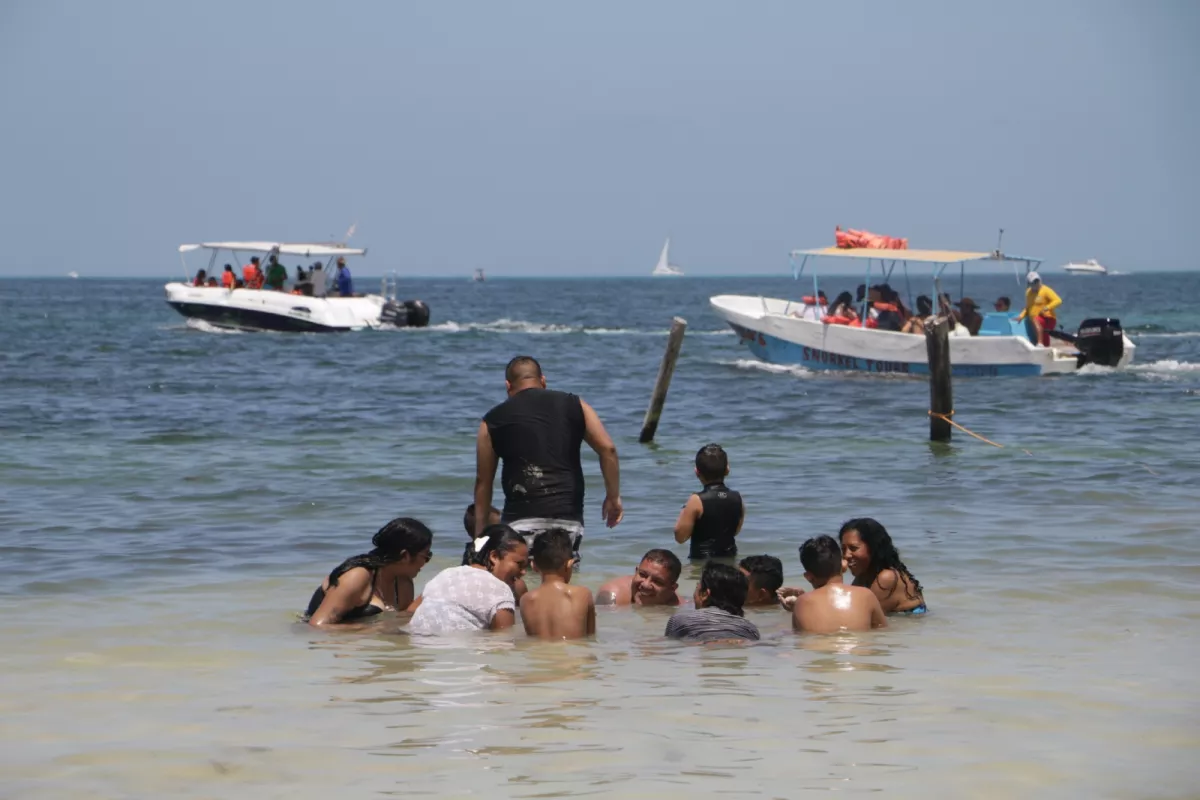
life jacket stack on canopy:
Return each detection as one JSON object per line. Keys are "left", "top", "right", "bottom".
{"left": 834, "top": 226, "right": 909, "bottom": 250}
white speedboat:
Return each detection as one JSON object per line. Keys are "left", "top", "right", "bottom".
{"left": 165, "top": 241, "right": 430, "bottom": 332}
{"left": 1064, "top": 259, "right": 1109, "bottom": 275}
{"left": 710, "top": 245, "right": 1135, "bottom": 377}
{"left": 651, "top": 238, "right": 684, "bottom": 276}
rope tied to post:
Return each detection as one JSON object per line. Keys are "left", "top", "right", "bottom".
{"left": 928, "top": 409, "right": 1008, "bottom": 449}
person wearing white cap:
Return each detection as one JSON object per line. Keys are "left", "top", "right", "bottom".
{"left": 1014, "top": 271, "right": 1063, "bottom": 347}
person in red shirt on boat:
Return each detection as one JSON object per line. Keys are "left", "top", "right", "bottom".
{"left": 221, "top": 264, "right": 236, "bottom": 289}
{"left": 1015, "top": 271, "right": 1063, "bottom": 347}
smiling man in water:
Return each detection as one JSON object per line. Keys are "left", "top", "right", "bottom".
{"left": 474, "top": 356, "right": 623, "bottom": 562}
{"left": 596, "top": 549, "right": 683, "bottom": 606}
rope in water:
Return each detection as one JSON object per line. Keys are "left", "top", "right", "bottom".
{"left": 927, "top": 409, "right": 1013, "bottom": 450}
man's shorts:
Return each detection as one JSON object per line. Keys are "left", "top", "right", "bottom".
{"left": 507, "top": 518, "right": 584, "bottom": 565}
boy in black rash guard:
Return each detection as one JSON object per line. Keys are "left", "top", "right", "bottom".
{"left": 673, "top": 444, "right": 745, "bottom": 561}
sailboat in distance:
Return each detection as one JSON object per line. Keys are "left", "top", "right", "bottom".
{"left": 651, "top": 238, "right": 684, "bottom": 276}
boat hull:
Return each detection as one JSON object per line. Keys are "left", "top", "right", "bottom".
{"left": 710, "top": 294, "right": 1136, "bottom": 377}
{"left": 164, "top": 283, "right": 421, "bottom": 332}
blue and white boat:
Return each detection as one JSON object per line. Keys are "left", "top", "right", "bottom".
{"left": 710, "top": 245, "right": 1136, "bottom": 377}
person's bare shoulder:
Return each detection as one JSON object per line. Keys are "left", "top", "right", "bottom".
{"left": 595, "top": 577, "right": 628, "bottom": 605}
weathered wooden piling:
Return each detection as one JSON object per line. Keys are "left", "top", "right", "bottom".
{"left": 639, "top": 317, "right": 688, "bottom": 443}
{"left": 925, "top": 315, "right": 953, "bottom": 442}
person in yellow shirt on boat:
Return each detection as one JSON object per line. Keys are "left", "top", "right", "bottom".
{"left": 1015, "top": 271, "right": 1062, "bottom": 347}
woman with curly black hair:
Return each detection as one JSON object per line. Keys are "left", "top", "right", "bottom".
{"left": 305, "top": 517, "right": 434, "bottom": 626}
{"left": 838, "top": 518, "right": 927, "bottom": 615}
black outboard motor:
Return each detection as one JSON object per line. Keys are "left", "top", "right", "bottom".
{"left": 1073, "top": 318, "right": 1124, "bottom": 368}
{"left": 380, "top": 299, "right": 431, "bottom": 328}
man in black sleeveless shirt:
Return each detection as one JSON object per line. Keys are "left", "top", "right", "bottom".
{"left": 673, "top": 443, "right": 745, "bottom": 561}
{"left": 474, "top": 356, "right": 623, "bottom": 552}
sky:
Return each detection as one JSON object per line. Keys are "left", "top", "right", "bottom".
{"left": 1, "top": 0, "right": 1197, "bottom": 277}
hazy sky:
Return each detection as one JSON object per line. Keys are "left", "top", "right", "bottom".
{"left": 2, "top": 1, "right": 1197, "bottom": 277}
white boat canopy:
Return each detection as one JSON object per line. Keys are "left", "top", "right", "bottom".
{"left": 178, "top": 242, "right": 367, "bottom": 257}
{"left": 791, "top": 247, "right": 993, "bottom": 264}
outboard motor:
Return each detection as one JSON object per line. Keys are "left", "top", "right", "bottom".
{"left": 380, "top": 299, "right": 431, "bottom": 328}
{"left": 1073, "top": 317, "right": 1124, "bottom": 368}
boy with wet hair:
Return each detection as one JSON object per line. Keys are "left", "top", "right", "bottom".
{"left": 519, "top": 529, "right": 595, "bottom": 639}
{"left": 738, "top": 555, "right": 785, "bottom": 607}
{"left": 665, "top": 562, "right": 760, "bottom": 643}
{"left": 792, "top": 535, "right": 887, "bottom": 633}
{"left": 674, "top": 443, "right": 745, "bottom": 561}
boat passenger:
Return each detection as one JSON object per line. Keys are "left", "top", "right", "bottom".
{"left": 264, "top": 254, "right": 288, "bottom": 291}
{"left": 221, "top": 264, "right": 236, "bottom": 289}
{"left": 955, "top": 297, "right": 983, "bottom": 335}
{"left": 1015, "top": 271, "right": 1062, "bottom": 347}
{"left": 311, "top": 262, "right": 327, "bottom": 297}
{"left": 674, "top": 443, "right": 745, "bottom": 561}
{"left": 828, "top": 291, "right": 855, "bottom": 318}
{"left": 900, "top": 295, "right": 933, "bottom": 334}
{"left": 242, "top": 257, "right": 263, "bottom": 289}
{"left": 873, "top": 286, "right": 905, "bottom": 332}
{"left": 335, "top": 257, "right": 354, "bottom": 297}
{"left": 407, "top": 525, "right": 528, "bottom": 634}
{"left": 838, "top": 517, "right": 926, "bottom": 615}
{"left": 205, "top": 277, "right": 218, "bottom": 287}
{"left": 192, "top": 269, "right": 208, "bottom": 287}
{"left": 665, "top": 562, "right": 760, "bottom": 643}
{"left": 234, "top": 278, "right": 245, "bottom": 289}
{"left": 994, "top": 296, "right": 1011, "bottom": 312}
{"left": 304, "top": 517, "right": 434, "bottom": 626}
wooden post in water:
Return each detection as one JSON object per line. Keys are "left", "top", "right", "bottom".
{"left": 639, "top": 317, "right": 688, "bottom": 444}
{"left": 926, "top": 315, "right": 953, "bottom": 442}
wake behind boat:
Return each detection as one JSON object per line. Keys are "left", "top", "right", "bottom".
{"left": 165, "top": 242, "right": 430, "bottom": 332}
{"left": 710, "top": 239, "right": 1135, "bottom": 377}
{"left": 651, "top": 238, "right": 684, "bottom": 276}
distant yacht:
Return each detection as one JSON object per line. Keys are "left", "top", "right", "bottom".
{"left": 651, "top": 238, "right": 684, "bottom": 276}
{"left": 67, "top": 271, "right": 79, "bottom": 279}
{"left": 1063, "top": 258, "right": 1109, "bottom": 275}
{"left": 472, "top": 268, "right": 485, "bottom": 282}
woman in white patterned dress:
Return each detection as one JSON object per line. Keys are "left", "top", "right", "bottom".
{"left": 408, "top": 525, "right": 529, "bottom": 634}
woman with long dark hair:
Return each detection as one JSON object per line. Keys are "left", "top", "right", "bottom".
{"left": 305, "top": 517, "right": 434, "bottom": 626}
{"left": 838, "top": 518, "right": 926, "bottom": 614}
{"left": 407, "top": 524, "right": 528, "bottom": 634}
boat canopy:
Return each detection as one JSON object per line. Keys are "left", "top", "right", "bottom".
{"left": 178, "top": 242, "right": 367, "bottom": 257}
{"left": 792, "top": 247, "right": 993, "bottom": 264}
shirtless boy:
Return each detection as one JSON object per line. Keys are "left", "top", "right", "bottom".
{"left": 596, "top": 549, "right": 683, "bottom": 606}
{"left": 792, "top": 535, "right": 887, "bottom": 633}
{"left": 519, "top": 529, "right": 595, "bottom": 639}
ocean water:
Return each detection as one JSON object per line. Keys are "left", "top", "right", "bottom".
{"left": 1, "top": 272, "right": 1198, "bottom": 799}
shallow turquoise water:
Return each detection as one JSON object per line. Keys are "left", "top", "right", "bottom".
{"left": 0, "top": 273, "right": 1198, "bottom": 798}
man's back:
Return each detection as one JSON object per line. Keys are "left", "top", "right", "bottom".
{"left": 792, "top": 583, "right": 886, "bottom": 633}
{"left": 520, "top": 582, "right": 594, "bottom": 639}
{"left": 484, "top": 388, "right": 585, "bottom": 523}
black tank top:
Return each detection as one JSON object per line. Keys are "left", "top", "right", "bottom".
{"left": 689, "top": 482, "right": 743, "bottom": 560}
{"left": 484, "top": 388, "right": 586, "bottom": 523}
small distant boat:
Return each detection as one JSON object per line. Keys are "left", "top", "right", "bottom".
{"left": 67, "top": 271, "right": 79, "bottom": 279}
{"left": 472, "top": 268, "right": 486, "bottom": 282}
{"left": 1063, "top": 258, "right": 1109, "bottom": 275}
{"left": 651, "top": 238, "right": 684, "bottom": 276}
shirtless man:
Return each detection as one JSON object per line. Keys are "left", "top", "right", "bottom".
{"left": 596, "top": 549, "right": 683, "bottom": 606}
{"left": 519, "top": 529, "right": 595, "bottom": 639}
{"left": 792, "top": 535, "right": 887, "bottom": 633}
